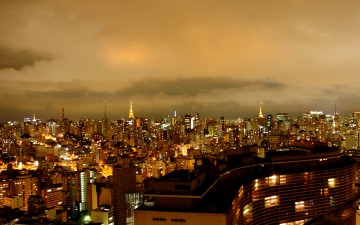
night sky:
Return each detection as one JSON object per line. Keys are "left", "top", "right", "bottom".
{"left": 1, "top": 0, "right": 360, "bottom": 121}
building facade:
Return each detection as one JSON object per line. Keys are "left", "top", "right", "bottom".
{"left": 136, "top": 149, "right": 356, "bottom": 225}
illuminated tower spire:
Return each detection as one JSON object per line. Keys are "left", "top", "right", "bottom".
{"left": 129, "top": 99, "right": 134, "bottom": 119}
{"left": 258, "top": 102, "right": 264, "bottom": 118}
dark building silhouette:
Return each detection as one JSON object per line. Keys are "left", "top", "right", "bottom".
{"left": 113, "top": 156, "right": 137, "bottom": 225}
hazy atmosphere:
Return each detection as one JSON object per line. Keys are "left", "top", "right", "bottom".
{"left": 1, "top": 0, "right": 360, "bottom": 120}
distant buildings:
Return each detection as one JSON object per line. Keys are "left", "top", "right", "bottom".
{"left": 1, "top": 105, "right": 360, "bottom": 224}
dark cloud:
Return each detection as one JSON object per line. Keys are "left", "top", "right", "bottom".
{"left": 0, "top": 47, "right": 51, "bottom": 70}
{"left": 117, "top": 77, "right": 285, "bottom": 96}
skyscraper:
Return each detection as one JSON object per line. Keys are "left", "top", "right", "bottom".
{"left": 220, "top": 116, "right": 225, "bottom": 131}
{"left": 113, "top": 156, "right": 137, "bottom": 225}
{"left": 184, "top": 114, "right": 191, "bottom": 132}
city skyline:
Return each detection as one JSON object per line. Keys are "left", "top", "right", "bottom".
{"left": 0, "top": 100, "right": 353, "bottom": 122}
{"left": 1, "top": 1, "right": 360, "bottom": 121}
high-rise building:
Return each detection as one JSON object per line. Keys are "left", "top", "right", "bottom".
{"left": 220, "top": 116, "right": 225, "bottom": 131}
{"left": 267, "top": 115, "right": 273, "bottom": 131}
{"left": 184, "top": 114, "right": 191, "bottom": 132}
{"left": 276, "top": 112, "right": 290, "bottom": 131}
{"left": 79, "top": 170, "right": 88, "bottom": 212}
{"left": 62, "top": 171, "right": 80, "bottom": 220}
{"left": 112, "top": 156, "right": 137, "bottom": 225}
{"left": 41, "top": 183, "right": 63, "bottom": 210}
{"left": 135, "top": 146, "right": 356, "bottom": 225}
{"left": 10, "top": 174, "right": 38, "bottom": 211}
{"left": 351, "top": 112, "right": 360, "bottom": 128}
{"left": 0, "top": 175, "right": 9, "bottom": 205}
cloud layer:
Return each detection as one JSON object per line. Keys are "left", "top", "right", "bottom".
{"left": 1, "top": 0, "right": 360, "bottom": 120}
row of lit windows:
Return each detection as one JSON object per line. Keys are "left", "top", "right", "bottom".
{"left": 243, "top": 197, "right": 338, "bottom": 219}
{"left": 254, "top": 175, "right": 338, "bottom": 190}
{"left": 253, "top": 185, "right": 340, "bottom": 205}
{"left": 47, "top": 187, "right": 63, "bottom": 192}
{"left": 236, "top": 165, "right": 355, "bottom": 225}
{"left": 254, "top": 175, "right": 288, "bottom": 189}
{"left": 264, "top": 195, "right": 279, "bottom": 208}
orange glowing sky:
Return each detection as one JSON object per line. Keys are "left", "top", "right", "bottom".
{"left": 1, "top": 0, "right": 360, "bottom": 120}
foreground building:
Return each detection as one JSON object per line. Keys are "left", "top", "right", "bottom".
{"left": 135, "top": 145, "right": 356, "bottom": 225}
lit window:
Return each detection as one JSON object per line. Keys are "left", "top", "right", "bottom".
{"left": 320, "top": 188, "right": 329, "bottom": 197}
{"left": 295, "top": 201, "right": 304, "bottom": 211}
{"left": 264, "top": 195, "right": 279, "bottom": 208}
{"left": 254, "top": 179, "right": 259, "bottom": 190}
{"left": 266, "top": 175, "right": 277, "bottom": 186}
{"left": 243, "top": 203, "right": 252, "bottom": 217}
{"left": 328, "top": 178, "right": 336, "bottom": 188}
{"left": 330, "top": 196, "right": 335, "bottom": 206}
{"left": 280, "top": 175, "right": 286, "bottom": 185}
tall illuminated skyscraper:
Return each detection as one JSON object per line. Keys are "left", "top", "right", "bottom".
{"left": 129, "top": 100, "right": 134, "bottom": 120}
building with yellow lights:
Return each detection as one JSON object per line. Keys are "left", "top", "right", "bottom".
{"left": 91, "top": 205, "right": 114, "bottom": 225}
{"left": 135, "top": 145, "right": 356, "bottom": 225}
{"left": 4, "top": 195, "right": 23, "bottom": 209}
{"left": 11, "top": 174, "right": 40, "bottom": 211}
{"left": 41, "top": 183, "right": 64, "bottom": 210}
{"left": 0, "top": 175, "right": 9, "bottom": 205}
{"left": 145, "top": 157, "right": 166, "bottom": 178}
